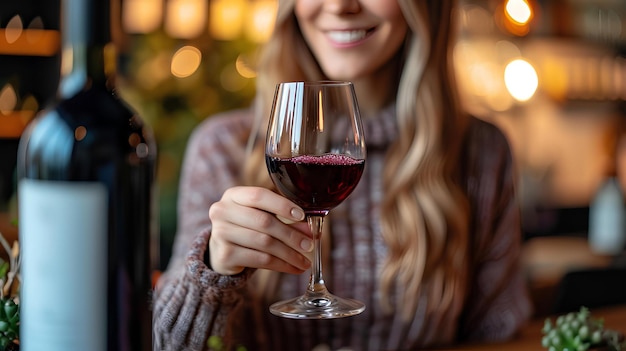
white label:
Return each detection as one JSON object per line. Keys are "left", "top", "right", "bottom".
{"left": 19, "top": 179, "right": 107, "bottom": 351}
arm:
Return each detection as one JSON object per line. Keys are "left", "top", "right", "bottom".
{"left": 152, "top": 110, "right": 312, "bottom": 350}
{"left": 153, "top": 227, "right": 254, "bottom": 350}
{"left": 152, "top": 111, "right": 254, "bottom": 350}
{"left": 459, "top": 119, "right": 533, "bottom": 342}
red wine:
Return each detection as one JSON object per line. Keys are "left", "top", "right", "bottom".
{"left": 266, "top": 154, "right": 364, "bottom": 215}
{"left": 17, "top": 1, "right": 156, "bottom": 350}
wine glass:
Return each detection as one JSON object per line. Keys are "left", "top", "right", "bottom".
{"left": 265, "top": 81, "right": 366, "bottom": 319}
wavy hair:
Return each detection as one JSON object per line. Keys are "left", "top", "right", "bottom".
{"left": 243, "top": 0, "right": 470, "bottom": 322}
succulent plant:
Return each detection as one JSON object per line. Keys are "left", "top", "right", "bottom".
{"left": 0, "top": 231, "right": 19, "bottom": 351}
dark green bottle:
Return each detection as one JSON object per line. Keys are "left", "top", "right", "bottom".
{"left": 17, "top": 0, "right": 156, "bottom": 350}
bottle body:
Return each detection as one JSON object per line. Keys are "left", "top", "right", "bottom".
{"left": 18, "top": 84, "right": 156, "bottom": 350}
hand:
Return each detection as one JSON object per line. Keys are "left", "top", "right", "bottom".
{"left": 208, "top": 186, "right": 313, "bottom": 275}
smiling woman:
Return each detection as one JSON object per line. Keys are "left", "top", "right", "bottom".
{"left": 152, "top": 0, "right": 532, "bottom": 349}
{"left": 294, "top": 0, "right": 407, "bottom": 94}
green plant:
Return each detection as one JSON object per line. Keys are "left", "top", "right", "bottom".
{"left": 0, "top": 231, "right": 19, "bottom": 351}
{"left": 207, "top": 335, "right": 247, "bottom": 351}
{"left": 542, "top": 306, "right": 626, "bottom": 351}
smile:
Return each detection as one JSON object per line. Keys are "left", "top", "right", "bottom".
{"left": 326, "top": 29, "right": 372, "bottom": 44}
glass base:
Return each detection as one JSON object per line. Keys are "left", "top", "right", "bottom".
{"left": 269, "top": 292, "right": 365, "bottom": 319}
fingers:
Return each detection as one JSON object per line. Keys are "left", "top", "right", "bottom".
{"left": 210, "top": 223, "right": 311, "bottom": 275}
{"left": 210, "top": 197, "right": 312, "bottom": 252}
{"left": 208, "top": 186, "right": 312, "bottom": 276}
{"left": 226, "top": 186, "right": 305, "bottom": 223}
{"left": 276, "top": 214, "right": 297, "bottom": 224}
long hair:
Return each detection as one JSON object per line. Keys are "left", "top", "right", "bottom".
{"left": 243, "top": 0, "right": 470, "bottom": 322}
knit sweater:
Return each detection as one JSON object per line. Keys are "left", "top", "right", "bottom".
{"left": 153, "top": 106, "right": 533, "bottom": 351}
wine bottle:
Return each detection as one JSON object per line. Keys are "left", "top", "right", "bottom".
{"left": 17, "top": 0, "right": 157, "bottom": 350}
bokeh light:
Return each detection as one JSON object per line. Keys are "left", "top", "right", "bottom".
{"left": 0, "top": 84, "right": 17, "bottom": 115}
{"left": 504, "top": 59, "right": 539, "bottom": 101}
{"left": 245, "top": 0, "right": 277, "bottom": 43}
{"left": 5, "top": 16, "right": 23, "bottom": 44}
{"left": 123, "top": 0, "right": 163, "bottom": 34}
{"left": 210, "top": 0, "right": 246, "bottom": 40}
{"left": 235, "top": 54, "right": 257, "bottom": 79}
{"left": 165, "top": 0, "right": 208, "bottom": 39}
{"left": 171, "top": 46, "right": 202, "bottom": 78}
{"left": 505, "top": 0, "right": 532, "bottom": 24}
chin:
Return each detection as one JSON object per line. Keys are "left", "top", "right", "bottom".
{"left": 323, "top": 70, "right": 359, "bottom": 82}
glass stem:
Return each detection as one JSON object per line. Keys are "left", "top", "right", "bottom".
{"left": 306, "top": 215, "right": 328, "bottom": 295}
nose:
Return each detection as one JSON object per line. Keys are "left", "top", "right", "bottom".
{"left": 323, "top": 0, "right": 361, "bottom": 14}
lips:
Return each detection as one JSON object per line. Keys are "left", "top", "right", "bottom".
{"left": 326, "top": 29, "right": 373, "bottom": 44}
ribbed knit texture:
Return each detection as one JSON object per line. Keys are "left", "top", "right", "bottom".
{"left": 153, "top": 106, "right": 533, "bottom": 350}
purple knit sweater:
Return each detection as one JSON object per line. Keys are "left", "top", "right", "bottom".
{"left": 152, "top": 106, "right": 533, "bottom": 350}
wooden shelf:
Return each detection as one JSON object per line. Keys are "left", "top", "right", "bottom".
{"left": 0, "top": 29, "right": 60, "bottom": 57}
{"left": 0, "top": 111, "right": 35, "bottom": 138}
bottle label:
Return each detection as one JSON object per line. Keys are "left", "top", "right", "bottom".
{"left": 19, "top": 179, "right": 107, "bottom": 351}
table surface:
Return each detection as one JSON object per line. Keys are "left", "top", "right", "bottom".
{"left": 433, "top": 304, "right": 626, "bottom": 351}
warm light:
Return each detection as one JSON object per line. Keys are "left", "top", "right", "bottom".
{"left": 128, "top": 133, "right": 141, "bottom": 147}
{"left": 542, "top": 57, "right": 569, "bottom": 101}
{"left": 1, "top": 15, "right": 60, "bottom": 56}
{"left": 504, "top": 59, "right": 539, "bottom": 102}
{"left": 21, "top": 94, "right": 39, "bottom": 112}
{"left": 210, "top": 0, "right": 246, "bottom": 40}
{"left": 5, "top": 16, "right": 23, "bottom": 44}
{"left": 453, "top": 40, "right": 516, "bottom": 111}
{"left": 123, "top": 0, "right": 163, "bottom": 34}
{"left": 165, "top": 0, "right": 208, "bottom": 39}
{"left": 505, "top": 0, "right": 532, "bottom": 24}
{"left": 26, "top": 17, "right": 44, "bottom": 43}
{"left": 0, "top": 84, "right": 18, "bottom": 115}
{"left": 0, "top": 89, "right": 37, "bottom": 137}
{"left": 28, "top": 17, "right": 44, "bottom": 30}
{"left": 75, "top": 126, "right": 87, "bottom": 141}
{"left": 235, "top": 54, "right": 257, "bottom": 79}
{"left": 245, "top": 0, "right": 277, "bottom": 43}
{"left": 171, "top": 46, "right": 202, "bottom": 78}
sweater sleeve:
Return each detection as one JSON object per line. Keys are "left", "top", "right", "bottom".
{"left": 153, "top": 110, "right": 255, "bottom": 351}
{"left": 459, "top": 119, "right": 533, "bottom": 342}
{"left": 153, "top": 227, "right": 254, "bottom": 350}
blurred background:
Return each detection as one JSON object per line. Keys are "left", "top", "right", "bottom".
{"left": 0, "top": 0, "right": 625, "bottom": 316}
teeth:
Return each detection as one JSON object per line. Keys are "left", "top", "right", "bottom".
{"left": 327, "top": 30, "right": 368, "bottom": 43}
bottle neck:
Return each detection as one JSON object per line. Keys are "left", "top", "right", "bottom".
{"left": 59, "top": 0, "right": 116, "bottom": 99}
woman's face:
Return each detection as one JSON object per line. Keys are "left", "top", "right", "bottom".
{"left": 294, "top": 0, "right": 409, "bottom": 81}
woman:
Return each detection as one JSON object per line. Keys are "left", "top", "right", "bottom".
{"left": 153, "top": 0, "right": 533, "bottom": 350}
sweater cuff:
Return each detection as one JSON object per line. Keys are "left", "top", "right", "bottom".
{"left": 186, "top": 226, "right": 254, "bottom": 291}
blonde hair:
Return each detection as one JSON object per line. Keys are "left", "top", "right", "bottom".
{"left": 243, "top": 0, "right": 470, "bottom": 322}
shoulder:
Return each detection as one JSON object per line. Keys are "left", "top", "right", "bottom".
{"left": 180, "top": 107, "right": 256, "bottom": 173}
{"left": 459, "top": 116, "right": 517, "bottom": 205}
{"left": 189, "top": 108, "right": 254, "bottom": 145}
{"left": 463, "top": 117, "right": 512, "bottom": 157}
{"left": 460, "top": 117, "right": 514, "bottom": 176}
{"left": 183, "top": 107, "right": 255, "bottom": 158}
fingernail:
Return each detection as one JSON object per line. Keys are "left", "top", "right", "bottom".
{"left": 291, "top": 208, "right": 305, "bottom": 221}
{"left": 300, "top": 239, "right": 313, "bottom": 252}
